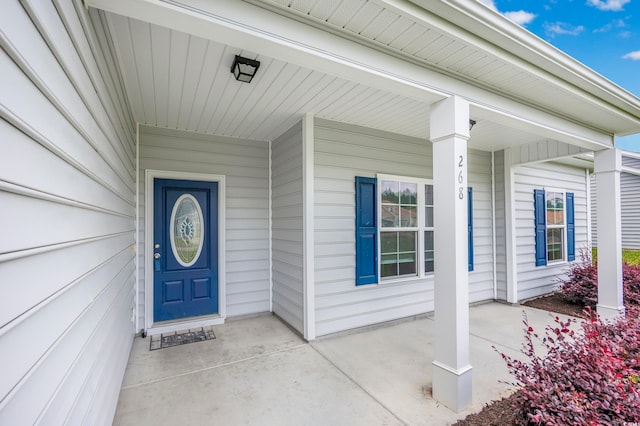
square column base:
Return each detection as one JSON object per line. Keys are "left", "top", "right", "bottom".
{"left": 432, "top": 361, "right": 473, "bottom": 412}
{"left": 597, "top": 304, "right": 625, "bottom": 321}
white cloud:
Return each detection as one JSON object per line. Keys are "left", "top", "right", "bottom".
{"left": 586, "top": 0, "right": 630, "bottom": 11}
{"left": 594, "top": 18, "right": 626, "bottom": 32}
{"left": 544, "top": 22, "right": 586, "bottom": 37}
{"left": 622, "top": 50, "right": 640, "bottom": 60}
{"left": 504, "top": 10, "right": 537, "bottom": 25}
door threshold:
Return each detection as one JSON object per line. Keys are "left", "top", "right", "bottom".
{"left": 146, "top": 315, "right": 225, "bottom": 336}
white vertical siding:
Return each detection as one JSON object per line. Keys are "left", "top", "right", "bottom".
{"left": 493, "top": 150, "right": 508, "bottom": 300}
{"left": 271, "top": 122, "right": 305, "bottom": 334}
{"left": 514, "top": 162, "right": 589, "bottom": 300}
{"left": 0, "top": 1, "right": 135, "bottom": 424}
{"left": 313, "top": 119, "right": 494, "bottom": 336}
{"left": 138, "top": 126, "right": 271, "bottom": 322}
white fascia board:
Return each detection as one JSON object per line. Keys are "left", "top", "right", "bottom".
{"left": 89, "top": 0, "right": 613, "bottom": 148}
{"left": 404, "top": 0, "right": 640, "bottom": 123}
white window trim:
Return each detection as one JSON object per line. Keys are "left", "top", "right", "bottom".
{"left": 544, "top": 187, "right": 567, "bottom": 265}
{"left": 377, "top": 174, "right": 433, "bottom": 283}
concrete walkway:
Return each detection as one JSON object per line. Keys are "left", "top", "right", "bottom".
{"left": 114, "top": 303, "right": 571, "bottom": 425}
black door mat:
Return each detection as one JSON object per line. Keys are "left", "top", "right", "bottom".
{"left": 150, "top": 326, "right": 216, "bottom": 351}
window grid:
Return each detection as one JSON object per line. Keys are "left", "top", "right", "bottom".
{"left": 378, "top": 176, "right": 433, "bottom": 280}
{"left": 546, "top": 191, "right": 565, "bottom": 262}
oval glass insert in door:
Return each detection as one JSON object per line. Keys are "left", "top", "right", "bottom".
{"left": 169, "top": 193, "right": 205, "bottom": 267}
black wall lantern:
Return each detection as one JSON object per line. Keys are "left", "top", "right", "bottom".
{"left": 231, "top": 55, "right": 261, "bottom": 83}
{"left": 469, "top": 119, "right": 477, "bottom": 131}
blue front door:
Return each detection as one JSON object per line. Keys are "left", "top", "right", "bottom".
{"left": 153, "top": 179, "right": 218, "bottom": 322}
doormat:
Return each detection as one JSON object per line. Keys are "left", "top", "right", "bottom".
{"left": 150, "top": 326, "right": 216, "bottom": 351}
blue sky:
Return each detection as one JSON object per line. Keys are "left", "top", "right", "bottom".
{"left": 479, "top": 0, "right": 640, "bottom": 152}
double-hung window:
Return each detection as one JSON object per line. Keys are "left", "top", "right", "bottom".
{"left": 534, "top": 188, "right": 575, "bottom": 266}
{"left": 355, "top": 175, "right": 473, "bottom": 285}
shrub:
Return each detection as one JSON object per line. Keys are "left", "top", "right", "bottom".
{"left": 497, "top": 307, "right": 640, "bottom": 425}
{"left": 560, "top": 249, "right": 640, "bottom": 308}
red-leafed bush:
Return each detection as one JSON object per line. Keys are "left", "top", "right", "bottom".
{"left": 560, "top": 249, "right": 640, "bottom": 308}
{"left": 497, "top": 307, "right": 640, "bottom": 425}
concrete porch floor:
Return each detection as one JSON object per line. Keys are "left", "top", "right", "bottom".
{"left": 114, "top": 302, "right": 570, "bottom": 425}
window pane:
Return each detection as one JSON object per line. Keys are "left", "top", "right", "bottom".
{"left": 381, "top": 254, "right": 397, "bottom": 277}
{"left": 381, "top": 181, "right": 399, "bottom": 204}
{"left": 547, "top": 228, "right": 564, "bottom": 262}
{"left": 380, "top": 231, "right": 417, "bottom": 278}
{"left": 398, "top": 231, "right": 416, "bottom": 252}
{"left": 401, "top": 206, "right": 417, "bottom": 227}
{"left": 425, "top": 206, "right": 433, "bottom": 228}
{"left": 546, "top": 192, "right": 564, "bottom": 225}
{"left": 424, "top": 230, "right": 434, "bottom": 273}
{"left": 381, "top": 232, "right": 397, "bottom": 254}
{"left": 382, "top": 205, "right": 399, "bottom": 228}
{"left": 400, "top": 182, "right": 417, "bottom": 204}
{"left": 425, "top": 184, "right": 433, "bottom": 206}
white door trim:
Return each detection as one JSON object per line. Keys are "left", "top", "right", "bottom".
{"left": 144, "top": 169, "right": 226, "bottom": 334}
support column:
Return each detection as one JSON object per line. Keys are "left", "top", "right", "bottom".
{"left": 430, "top": 96, "right": 472, "bottom": 412}
{"left": 594, "top": 149, "right": 624, "bottom": 320}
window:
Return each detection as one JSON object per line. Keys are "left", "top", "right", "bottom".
{"left": 546, "top": 191, "right": 564, "bottom": 262}
{"left": 380, "top": 179, "right": 420, "bottom": 278}
{"left": 534, "top": 189, "right": 575, "bottom": 267}
{"left": 355, "top": 175, "right": 474, "bottom": 285}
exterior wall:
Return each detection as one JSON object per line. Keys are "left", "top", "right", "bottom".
{"left": 493, "top": 150, "right": 508, "bottom": 300}
{"left": 514, "top": 162, "right": 589, "bottom": 300}
{"left": 271, "top": 122, "right": 305, "bottom": 334}
{"left": 591, "top": 153, "right": 640, "bottom": 250}
{"left": 138, "top": 126, "right": 270, "bottom": 323}
{"left": 0, "top": 2, "right": 136, "bottom": 424}
{"left": 312, "top": 119, "right": 494, "bottom": 336}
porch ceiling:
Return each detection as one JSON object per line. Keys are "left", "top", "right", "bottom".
{"left": 95, "top": 0, "right": 640, "bottom": 152}
{"left": 105, "top": 12, "right": 557, "bottom": 151}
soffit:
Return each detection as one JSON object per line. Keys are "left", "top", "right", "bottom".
{"left": 251, "top": 0, "right": 640, "bottom": 136}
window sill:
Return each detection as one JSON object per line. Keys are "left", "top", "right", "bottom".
{"left": 379, "top": 274, "right": 434, "bottom": 285}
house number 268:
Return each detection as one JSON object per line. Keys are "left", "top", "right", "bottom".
{"left": 458, "top": 155, "right": 464, "bottom": 199}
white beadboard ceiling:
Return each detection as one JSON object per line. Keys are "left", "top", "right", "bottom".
{"left": 98, "top": 0, "right": 640, "bottom": 152}
{"left": 106, "top": 12, "right": 545, "bottom": 150}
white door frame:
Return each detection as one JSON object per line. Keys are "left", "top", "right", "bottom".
{"left": 144, "top": 169, "right": 226, "bottom": 335}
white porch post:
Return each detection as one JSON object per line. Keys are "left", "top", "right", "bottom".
{"left": 430, "top": 96, "right": 472, "bottom": 412}
{"left": 594, "top": 148, "right": 625, "bottom": 319}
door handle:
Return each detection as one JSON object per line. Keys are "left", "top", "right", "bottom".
{"left": 154, "top": 253, "right": 161, "bottom": 259}
{"left": 154, "top": 253, "right": 161, "bottom": 271}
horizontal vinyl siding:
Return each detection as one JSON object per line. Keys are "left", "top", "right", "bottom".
{"left": 620, "top": 171, "right": 640, "bottom": 250}
{"left": 591, "top": 154, "right": 640, "bottom": 250}
{"left": 514, "top": 162, "right": 588, "bottom": 300}
{"left": 313, "top": 119, "right": 494, "bottom": 336}
{"left": 271, "top": 122, "right": 304, "bottom": 334}
{"left": 138, "top": 126, "right": 270, "bottom": 322}
{"left": 0, "top": 2, "right": 135, "bottom": 425}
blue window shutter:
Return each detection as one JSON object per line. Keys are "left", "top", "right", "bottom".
{"left": 566, "top": 192, "right": 575, "bottom": 261}
{"left": 355, "top": 177, "right": 378, "bottom": 285}
{"left": 468, "top": 186, "right": 474, "bottom": 272}
{"left": 534, "top": 189, "right": 547, "bottom": 266}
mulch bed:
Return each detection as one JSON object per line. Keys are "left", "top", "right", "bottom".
{"left": 452, "top": 293, "right": 587, "bottom": 425}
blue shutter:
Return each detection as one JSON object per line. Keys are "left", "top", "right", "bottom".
{"left": 468, "top": 186, "right": 474, "bottom": 272}
{"left": 355, "top": 177, "right": 378, "bottom": 285}
{"left": 534, "top": 189, "right": 547, "bottom": 266}
{"left": 566, "top": 192, "right": 575, "bottom": 261}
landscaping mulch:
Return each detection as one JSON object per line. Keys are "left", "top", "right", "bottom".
{"left": 521, "top": 291, "right": 587, "bottom": 318}
{"left": 452, "top": 293, "right": 587, "bottom": 425}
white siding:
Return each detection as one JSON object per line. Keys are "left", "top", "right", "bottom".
{"left": 138, "top": 126, "right": 271, "bottom": 322}
{"left": 271, "top": 122, "right": 305, "bottom": 334}
{"left": 0, "top": 1, "right": 135, "bottom": 424}
{"left": 514, "top": 162, "right": 589, "bottom": 300}
{"left": 493, "top": 150, "right": 508, "bottom": 300}
{"left": 591, "top": 154, "right": 640, "bottom": 250}
{"left": 313, "top": 119, "right": 494, "bottom": 336}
